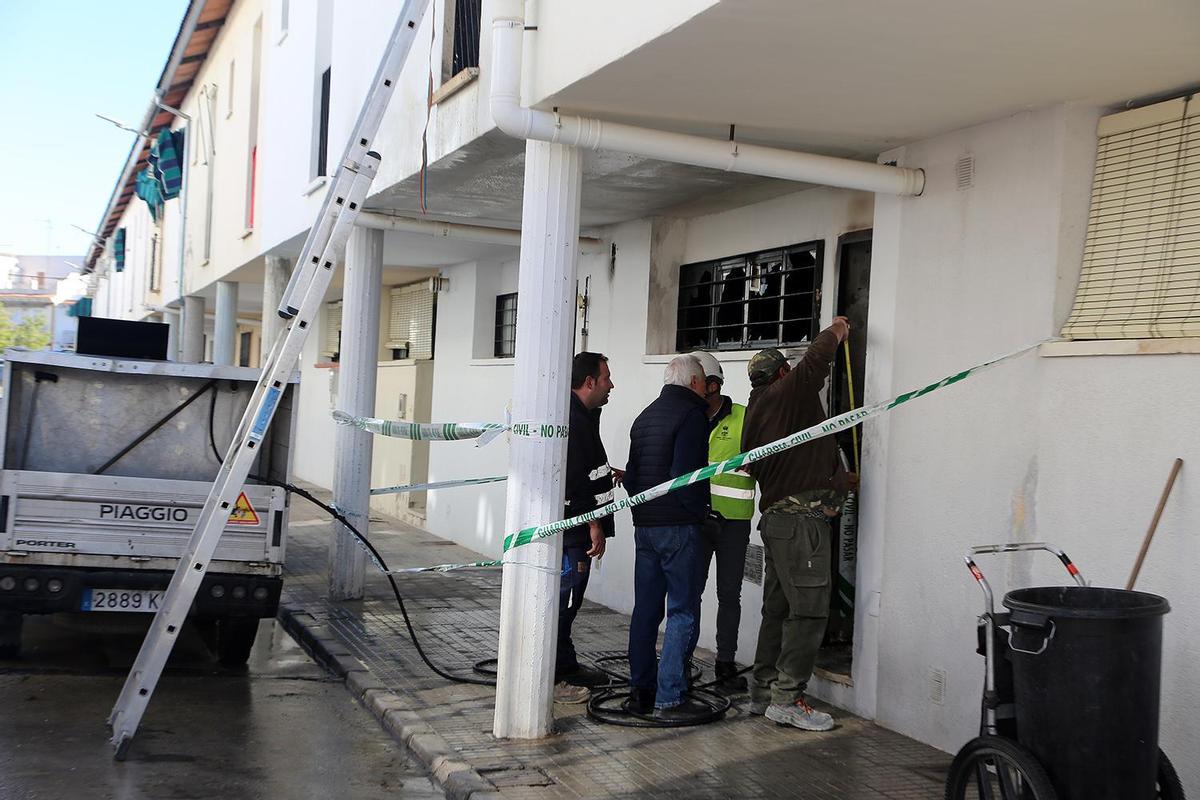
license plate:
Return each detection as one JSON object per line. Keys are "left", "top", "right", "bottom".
{"left": 81, "top": 588, "right": 163, "bottom": 613}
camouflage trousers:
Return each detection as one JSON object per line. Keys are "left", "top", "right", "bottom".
{"left": 750, "top": 512, "right": 831, "bottom": 706}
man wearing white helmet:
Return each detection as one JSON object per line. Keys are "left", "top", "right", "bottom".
{"left": 687, "top": 350, "right": 755, "bottom": 695}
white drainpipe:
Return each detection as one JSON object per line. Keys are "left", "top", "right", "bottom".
{"left": 355, "top": 210, "right": 604, "bottom": 253}
{"left": 489, "top": 18, "right": 925, "bottom": 197}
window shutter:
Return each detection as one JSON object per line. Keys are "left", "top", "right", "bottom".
{"left": 387, "top": 282, "right": 435, "bottom": 359}
{"left": 1062, "top": 97, "right": 1200, "bottom": 339}
{"left": 323, "top": 300, "right": 342, "bottom": 360}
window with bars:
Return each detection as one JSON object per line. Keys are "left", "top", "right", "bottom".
{"left": 451, "top": 0, "right": 482, "bottom": 75}
{"left": 387, "top": 282, "right": 436, "bottom": 360}
{"left": 494, "top": 292, "right": 517, "bottom": 358}
{"left": 1062, "top": 96, "right": 1200, "bottom": 340}
{"left": 676, "top": 241, "right": 824, "bottom": 351}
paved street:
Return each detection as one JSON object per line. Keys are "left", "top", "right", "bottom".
{"left": 0, "top": 614, "right": 441, "bottom": 800}
{"left": 280, "top": 489, "right": 953, "bottom": 799}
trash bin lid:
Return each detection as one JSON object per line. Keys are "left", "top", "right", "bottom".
{"left": 1003, "top": 586, "right": 1169, "bottom": 620}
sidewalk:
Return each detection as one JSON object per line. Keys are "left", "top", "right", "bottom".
{"left": 279, "top": 488, "right": 951, "bottom": 799}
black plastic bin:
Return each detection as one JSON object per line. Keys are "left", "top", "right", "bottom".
{"left": 1002, "top": 586, "right": 1169, "bottom": 800}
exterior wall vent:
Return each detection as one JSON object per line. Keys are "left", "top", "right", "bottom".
{"left": 929, "top": 666, "right": 947, "bottom": 704}
{"left": 956, "top": 154, "right": 975, "bottom": 190}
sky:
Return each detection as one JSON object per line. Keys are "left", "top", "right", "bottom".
{"left": 0, "top": 0, "right": 190, "bottom": 259}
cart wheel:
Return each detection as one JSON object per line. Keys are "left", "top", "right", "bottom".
{"left": 945, "top": 736, "right": 1058, "bottom": 800}
{"left": 1158, "top": 749, "right": 1185, "bottom": 800}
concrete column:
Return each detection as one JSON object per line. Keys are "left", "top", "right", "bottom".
{"left": 261, "top": 256, "right": 291, "bottom": 361}
{"left": 329, "top": 227, "right": 384, "bottom": 600}
{"left": 493, "top": 140, "right": 583, "bottom": 739}
{"left": 182, "top": 295, "right": 205, "bottom": 363}
{"left": 164, "top": 309, "right": 180, "bottom": 362}
{"left": 213, "top": 280, "right": 239, "bottom": 366}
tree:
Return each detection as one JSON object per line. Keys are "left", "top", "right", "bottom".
{"left": 14, "top": 315, "right": 50, "bottom": 350}
{"left": 0, "top": 302, "right": 51, "bottom": 351}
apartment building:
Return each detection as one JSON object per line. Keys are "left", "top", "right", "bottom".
{"left": 84, "top": 0, "right": 1199, "bottom": 789}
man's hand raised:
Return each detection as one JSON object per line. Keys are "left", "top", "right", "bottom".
{"left": 829, "top": 316, "right": 851, "bottom": 343}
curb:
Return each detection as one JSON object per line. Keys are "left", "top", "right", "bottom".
{"left": 278, "top": 601, "right": 501, "bottom": 800}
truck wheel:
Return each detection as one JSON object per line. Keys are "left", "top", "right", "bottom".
{"left": 0, "top": 612, "right": 22, "bottom": 659}
{"left": 217, "top": 617, "right": 261, "bottom": 667}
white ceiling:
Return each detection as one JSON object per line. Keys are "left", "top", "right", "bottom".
{"left": 540, "top": 0, "right": 1200, "bottom": 157}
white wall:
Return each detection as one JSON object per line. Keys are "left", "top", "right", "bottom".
{"left": 868, "top": 103, "right": 1199, "bottom": 795}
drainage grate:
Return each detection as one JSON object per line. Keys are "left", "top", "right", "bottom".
{"left": 478, "top": 766, "right": 555, "bottom": 788}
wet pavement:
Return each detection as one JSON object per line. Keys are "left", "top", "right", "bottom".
{"left": 0, "top": 613, "right": 441, "bottom": 800}
{"left": 279, "top": 487, "right": 953, "bottom": 799}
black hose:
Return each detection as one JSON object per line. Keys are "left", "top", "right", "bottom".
{"left": 207, "top": 389, "right": 743, "bottom": 716}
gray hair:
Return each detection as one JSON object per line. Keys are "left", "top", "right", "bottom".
{"left": 663, "top": 354, "right": 704, "bottom": 387}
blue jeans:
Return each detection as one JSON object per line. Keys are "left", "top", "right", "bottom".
{"left": 556, "top": 543, "right": 591, "bottom": 677}
{"left": 627, "top": 524, "right": 700, "bottom": 709}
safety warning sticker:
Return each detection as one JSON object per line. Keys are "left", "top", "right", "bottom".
{"left": 227, "top": 492, "right": 260, "bottom": 526}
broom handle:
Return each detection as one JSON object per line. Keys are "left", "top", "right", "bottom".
{"left": 1126, "top": 458, "right": 1183, "bottom": 590}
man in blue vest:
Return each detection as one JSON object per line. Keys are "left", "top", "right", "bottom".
{"left": 624, "top": 354, "right": 711, "bottom": 718}
{"left": 687, "top": 350, "right": 755, "bottom": 695}
{"left": 554, "top": 352, "right": 619, "bottom": 704}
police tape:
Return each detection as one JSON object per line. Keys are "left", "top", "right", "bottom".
{"left": 501, "top": 339, "right": 1047, "bottom": 552}
{"left": 334, "top": 338, "right": 1046, "bottom": 574}
{"left": 332, "top": 409, "right": 569, "bottom": 445}
{"left": 370, "top": 475, "right": 506, "bottom": 496}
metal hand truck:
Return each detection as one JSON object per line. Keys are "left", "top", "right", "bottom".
{"left": 944, "top": 542, "right": 1184, "bottom": 800}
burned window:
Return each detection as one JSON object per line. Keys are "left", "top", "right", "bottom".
{"left": 676, "top": 242, "right": 823, "bottom": 351}
{"left": 494, "top": 292, "right": 517, "bottom": 358}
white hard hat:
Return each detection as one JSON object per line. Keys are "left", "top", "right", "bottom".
{"left": 690, "top": 351, "right": 724, "bottom": 383}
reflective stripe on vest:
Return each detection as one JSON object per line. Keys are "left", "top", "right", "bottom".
{"left": 708, "top": 402, "right": 755, "bottom": 519}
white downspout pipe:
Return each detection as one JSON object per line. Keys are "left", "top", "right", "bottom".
{"left": 489, "top": 18, "right": 925, "bottom": 197}
{"left": 355, "top": 210, "right": 605, "bottom": 253}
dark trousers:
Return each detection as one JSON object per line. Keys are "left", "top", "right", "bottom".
{"left": 751, "top": 513, "right": 832, "bottom": 706}
{"left": 628, "top": 524, "right": 700, "bottom": 709}
{"left": 555, "top": 543, "right": 591, "bottom": 677}
{"left": 687, "top": 516, "right": 752, "bottom": 662}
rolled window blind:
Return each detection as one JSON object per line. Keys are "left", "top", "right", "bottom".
{"left": 1062, "top": 97, "right": 1200, "bottom": 339}
{"left": 387, "top": 282, "right": 434, "bottom": 359}
{"left": 323, "top": 300, "right": 342, "bottom": 360}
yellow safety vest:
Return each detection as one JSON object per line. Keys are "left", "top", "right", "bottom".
{"left": 709, "top": 402, "right": 755, "bottom": 520}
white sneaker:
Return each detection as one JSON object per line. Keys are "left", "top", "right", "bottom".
{"left": 747, "top": 699, "right": 769, "bottom": 716}
{"left": 554, "top": 681, "right": 589, "bottom": 704}
{"left": 764, "top": 698, "right": 835, "bottom": 731}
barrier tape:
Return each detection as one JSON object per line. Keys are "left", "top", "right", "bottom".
{"left": 333, "top": 410, "right": 569, "bottom": 444}
{"left": 370, "top": 475, "right": 506, "bottom": 496}
{"left": 502, "top": 340, "right": 1046, "bottom": 552}
{"left": 335, "top": 339, "right": 1045, "bottom": 574}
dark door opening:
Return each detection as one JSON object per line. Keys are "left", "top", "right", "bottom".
{"left": 816, "top": 230, "right": 871, "bottom": 681}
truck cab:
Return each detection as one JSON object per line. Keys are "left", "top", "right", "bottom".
{"left": 0, "top": 349, "right": 298, "bottom": 665}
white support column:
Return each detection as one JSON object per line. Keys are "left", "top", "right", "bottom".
{"left": 262, "top": 255, "right": 291, "bottom": 359}
{"left": 182, "top": 295, "right": 205, "bottom": 363}
{"left": 493, "top": 140, "right": 583, "bottom": 739}
{"left": 164, "top": 309, "right": 180, "bottom": 362}
{"left": 213, "top": 280, "right": 239, "bottom": 366}
{"left": 329, "top": 227, "right": 384, "bottom": 600}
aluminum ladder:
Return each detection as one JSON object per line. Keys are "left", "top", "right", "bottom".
{"left": 107, "top": 0, "right": 431, "bottom": 759}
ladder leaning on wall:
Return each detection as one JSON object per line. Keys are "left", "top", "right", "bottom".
{"left": 106, "top": 0, "right": 433, "bottom": 760}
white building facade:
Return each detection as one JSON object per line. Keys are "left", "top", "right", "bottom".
{"left": 85, "top": 0, "right": 1199, "bottom": 790}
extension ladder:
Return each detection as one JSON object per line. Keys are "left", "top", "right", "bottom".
{"left": 107, "top": 0, "right": 432, "bottom": 759}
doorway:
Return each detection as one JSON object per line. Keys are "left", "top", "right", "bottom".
{"left": 817, "top": 230, "right": 871, "bottom": 681}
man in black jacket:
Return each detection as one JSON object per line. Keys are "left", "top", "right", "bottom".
{"left": 555, "top": 352, "right": 619, "bottom": 702}
{"left": 624, "top": 354, "right": 711, "bottom": 718}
